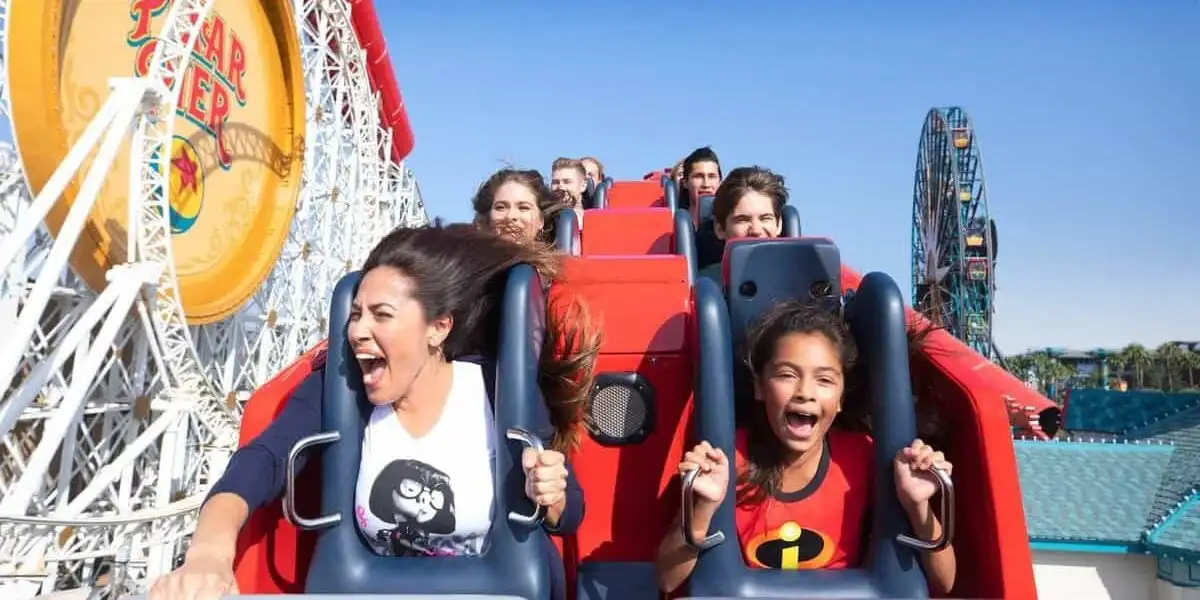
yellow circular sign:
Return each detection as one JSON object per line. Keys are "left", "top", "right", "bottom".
{"left": 8, "top": 0, "right": 306, "bottom": 324}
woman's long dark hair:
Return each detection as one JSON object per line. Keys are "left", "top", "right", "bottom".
{"left": 470, "top": 169, "right": 569, "bottom": 244}
{"left": 734, "top": 300, "right": 941, "bottom": 505}
{"left": 361, "top": 223, "right": 601, "bottom": 452}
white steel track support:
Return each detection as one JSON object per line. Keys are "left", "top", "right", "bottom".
{"left": 0, "top": 0, "right": 430, "bottom": 594}
{"left": 0, "top": 265, "right": 154, "bottom": 511}
{"left": 0, "top": 80, "right": 144, "bottom": 392}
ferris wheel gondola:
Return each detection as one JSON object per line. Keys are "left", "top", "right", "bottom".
{"left": 911, "top": 107, "right": 998, "bottom": 360}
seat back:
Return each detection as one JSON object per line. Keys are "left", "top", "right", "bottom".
{"left": 555, "top": 209, "right": 582, "bottom": 255}
{"left": 693, "top": 218, "right": 724, "bottom": 270}
{"left": 673, "top": 209, "right": 697, "bottom": 284}
{"left": 724, "top": 238, "right": 841, "bottom": 352}
{"left": 662, "top": 176, "right": 679, "bottom": 212}
{"left": 585, "top": 178, "right": 597, "bottom": 210}
{"left": 233, "top": 344, "right": 328, "bottom": 594}
{"left": 782, "top": 204, "right": 801, "bottom": 237}
{"left": 696, "top": 194, "right": 715, "bottom": 225}
{"left": 592, "top": 178, "right": 614, "bottom": 209}
{"left": 606, "top": 180, "right": 665, "bottom": 209}
{"left": 689, "top": 238, "right": 930, "bottom": 598}
{"left": 306, "top": 267, "right": 557, "bottom": 598}
{"left": 554, "top": 256, "right": 695, "bottom": 600}
{"left": 581, "top": 208, "right": 673, "bottom": 256}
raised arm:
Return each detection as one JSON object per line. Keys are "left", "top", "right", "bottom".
{"left": 655, "top": 442, "right": 728, "bottom": 594}
{"left": 204, "top": 368, "right": 324, "bottom": 513}
{"left": 151, "top": 368, "right": 324, "bottom": 599}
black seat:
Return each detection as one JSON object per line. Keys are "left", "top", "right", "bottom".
{"left": 696, "top": 203, "right": 802, "bottom": 272}
{"left": 692, "top": 195, "right": 720, "bottom": 269}
{"left": 673, "top": 209, "right": 698, "bottom": 284}
{"left": 591, "top": 177, "right": 614, "bottom": 209}
{"left": 555, "top": 210, "right": 581, "bottom": 255}
{"left": 695, "top": 220, "right": 724, "bottom": 270}
{"left": 782, "top": 205, "right": 801, "bottom": 237}
{"left": 688, "top": 238, "right": 935, "bottom": 599}
{"left": 696, "top": 194, "right": 715, "bottom": 225}
{"left": 662, "top": 175, "right": 679, "bottom": 212}
{"left": 297, "top": 266, "right": 558, "bottom": 598}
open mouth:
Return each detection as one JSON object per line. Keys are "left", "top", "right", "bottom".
{"left": 784, "top": 410, "right": 819, "bottom": 438}
{"left": 356, "top": 353, "right": 386, "bottom": 387}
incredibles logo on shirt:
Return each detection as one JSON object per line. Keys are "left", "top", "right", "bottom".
{"left": 743, "top": 521, "right": 834, "bottom": 570}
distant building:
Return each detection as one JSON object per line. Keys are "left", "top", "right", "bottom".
{"left": 1047, "top": 342, "right": 1199, "bottom": 388}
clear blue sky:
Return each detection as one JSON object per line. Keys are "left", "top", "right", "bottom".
{"left": 378, "top": 0, "right": 1200, "bottom": 354}
{"left": 2, "top": 2, "right": 1192, "bottom": 355}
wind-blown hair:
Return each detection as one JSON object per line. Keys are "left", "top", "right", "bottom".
{"left": 361, "top": 223, "right": 601, "bottom": 451}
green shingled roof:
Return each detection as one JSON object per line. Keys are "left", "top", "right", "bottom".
{"left": 1148, "top": 492, "right": 1200, "bottom": 560}
{"left": 1018, "top": 401, "right": 1200, "bottom": 561}
{"left": 1063, "top": 389, "right": 1200, "bottom": 434}
{"left": 1016, "top": 440, "right": 1174, "bottom": 543}
{"left": 1127, "top": 405, "right": 1200, "bottom": 530}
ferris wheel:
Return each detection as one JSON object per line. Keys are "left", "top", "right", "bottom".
{"left": 0, "top": 0, "right": 427, "bottom": 595}
{"left": 911, "top": 107, "right": 998, "bottom": 360}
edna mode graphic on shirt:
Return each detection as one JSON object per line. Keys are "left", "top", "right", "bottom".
{"left": 367, "top": 458, "right": 479, "bottom": 557}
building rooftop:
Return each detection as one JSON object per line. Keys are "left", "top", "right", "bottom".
{"left": 1016, "top": 441, "right": 1174, "bottom": 544}
{"left": 1148, "top": 491, "right": 1200, "bottom": 560}
{"left": 1062, "top": 389, "right": 1200, "bottom": 434}
{"left": 1017, "top": 400, "right": 1200, "bottom": 562}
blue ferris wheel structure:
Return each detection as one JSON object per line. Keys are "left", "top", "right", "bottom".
{"left": 911, "top": 107, "right": 999, "bottom": 360}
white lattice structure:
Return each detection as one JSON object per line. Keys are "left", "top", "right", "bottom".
{"left": 0, "top": 0, "right": 427, "bottom": 596}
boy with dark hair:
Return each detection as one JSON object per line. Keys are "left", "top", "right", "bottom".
{"left": 679, "top": 146, "right": 726, "bottom": 267}
{"left": 680, "top": 146, "right": 722, "bottom": 222}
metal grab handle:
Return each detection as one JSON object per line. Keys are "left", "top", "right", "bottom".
{"left": 896, "top": 466, "right": 955, "bottom": 552}
{"left": 283, "top": 431, "right": 342, "bottom": 530}
{"left": 680, "top": 467, "right": 726, "bottom": 551}
{"left": 506, "top": 427, "right": 546, "bottom": 527}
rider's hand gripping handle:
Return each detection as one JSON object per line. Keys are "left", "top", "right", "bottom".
{"left": 679, "top": 467, "right": 725, "bottom": 551}
{"left": 506, "top": 427, "right": 546, "bottom": 527}
{"left": 896, "top": 465, "right": 955, "bottom": 553}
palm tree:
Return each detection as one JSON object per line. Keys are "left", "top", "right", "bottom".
{"left": 1181, "top": 350, "right": 1200, "bottom": 389}
{"left": 1104, "top": 351, "right": 1129, "bottom": 389}
{"left": 1047, "top": 359, "right": 1074, "bottom": 401}
{"left": 1089, "top": 348, "right": 1116, "bottom": 390}
{"left": 1027, "top": 350, "right": 1072, "bottom": 400}
{"left": 1119, "top": 344, "right": 1153, "bottom": 389}
{"left": 1155, "top": 342, "right": 1187, "bottom": 391}
{"left": 1004, "top": 353, "right": 1036, "bottom": 384}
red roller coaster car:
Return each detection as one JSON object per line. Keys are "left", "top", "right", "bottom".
{"left": 226, "top": 177, "right": 1039, "bottom": 599}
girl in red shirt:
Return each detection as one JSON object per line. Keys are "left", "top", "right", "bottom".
{"left": 655, "top": 300, "right": 957, "bottom": 595}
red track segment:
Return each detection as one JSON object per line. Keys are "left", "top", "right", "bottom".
{"left": 347, "top": 0, "right": 414, "bottom": 161}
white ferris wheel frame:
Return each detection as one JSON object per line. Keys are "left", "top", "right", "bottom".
{"left": 0, "top": 0, "right": 426, "bottom": 594}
